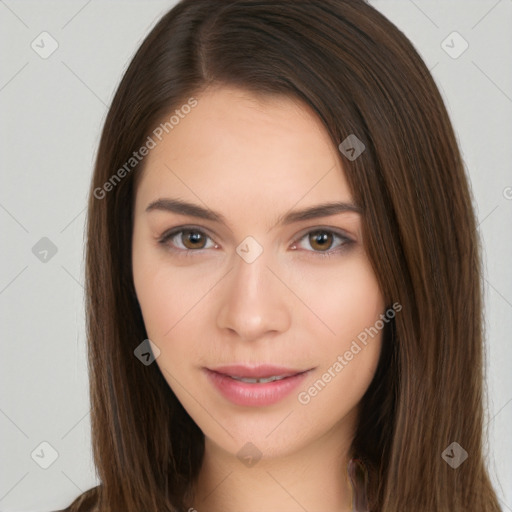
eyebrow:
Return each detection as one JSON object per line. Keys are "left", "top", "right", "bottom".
{"left": 145, "top": 197, "right": 361, "bottom": 228}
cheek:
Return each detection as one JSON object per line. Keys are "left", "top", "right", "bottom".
{"left": 294, "top": 253, "right": 384, "bottom": 346}
{"left": 132, "top": 233, "right": 198, "bottom": 336}
{"left": 297, "top": 335, "right": 382, "bottom": 431}
{"left": 132, "top": 240, "right": 167, "bottom": 338}
{"left": 294, "top": 255, "right": 384, "bottom": 408}
{"left": 131, "top": 238, "right": 215, "bottom": 371}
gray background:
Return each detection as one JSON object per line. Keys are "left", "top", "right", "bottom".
{"left": 0, "top": 1, "right": 511, "bottom": 511}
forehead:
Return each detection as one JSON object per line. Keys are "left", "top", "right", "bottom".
{"left": 134, "top": 85, "right": 353, "bottom": 219}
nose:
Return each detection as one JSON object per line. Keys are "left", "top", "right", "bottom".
{"left": 216, "top": 247, "right": 292, "bottom": 342}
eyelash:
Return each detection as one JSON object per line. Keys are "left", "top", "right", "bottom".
{"left": 157, "top": 226, "right": 354, "bottom": 259}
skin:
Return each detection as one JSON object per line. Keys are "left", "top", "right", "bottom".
{"left": 132, "top": 85, "right": 385, "bottom": 512}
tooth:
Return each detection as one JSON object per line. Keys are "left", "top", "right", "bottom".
{"left": 230, "top": 375, "right": 288, "bottom": 383}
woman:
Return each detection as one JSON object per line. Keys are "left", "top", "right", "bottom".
{"left": 60, "top": 0, "right": 502, "bottom": 510}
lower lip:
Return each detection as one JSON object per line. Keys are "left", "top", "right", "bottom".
{"left": 205, "top": 368, "right": 311, "bottom": 407}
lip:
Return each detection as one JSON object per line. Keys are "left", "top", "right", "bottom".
{"left": 204, "top": 365, "right": 313, "bottom": 407}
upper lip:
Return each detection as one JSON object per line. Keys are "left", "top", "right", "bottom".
{"left": 207, "top": 364, "right": 311, "bottom": 379}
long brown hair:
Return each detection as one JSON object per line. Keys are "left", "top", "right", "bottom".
{"left": 64, "top": 0, "right": 501, "bottom": 510}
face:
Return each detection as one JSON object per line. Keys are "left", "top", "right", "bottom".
{"left": 132, "top": 85, "right": 385, "bottom": 461}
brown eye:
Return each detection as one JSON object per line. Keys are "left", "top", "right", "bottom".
{"left": 308, "top": 230, "right": 334, "bottom": 251}
{"left": 158, "top": 227, "right": 216, "bottom": 254}
{"left": 291, "top": 228, "right": 353, "bottom": 257}
{"left": 181, "top": 229, "right": 208, "bottom": 249}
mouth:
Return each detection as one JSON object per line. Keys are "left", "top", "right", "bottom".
{"left": 228, "top": 375, "right": 294, "bottom": 384}
{"left": 204, "top": 364, "right": 314, "bottom": 407}
{"left": 207, "top": 363, "right": 311, "bottom": 381}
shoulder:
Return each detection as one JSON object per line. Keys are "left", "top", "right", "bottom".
{"left": 49, "top": 485, "right": 101, "bottom": 512}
